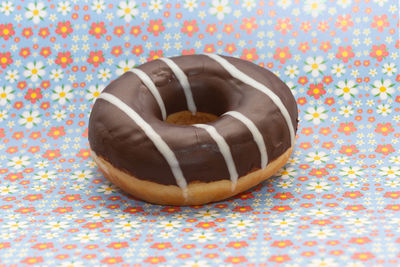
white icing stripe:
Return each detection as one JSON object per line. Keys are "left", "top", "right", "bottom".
{"left": 193, "top": 124, "right": 238, "bottom": 191}
{"left": 129, "top": 68, "right": 167, "bottom": 120}
{"left": 204, "top": 53, "right": 295, "bottom": 146}
{"left": 98, "top": 92, "right": 188, "bottom": 197}
{"left": 158, "top": 57, "right": 197, "bottom": 114}
{"left": 223, "top": 111, "right": 268, "bottom": 168}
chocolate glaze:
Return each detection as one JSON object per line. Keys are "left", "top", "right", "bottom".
{"left": 88, "top": 54, "right": 298, "bottom": 185}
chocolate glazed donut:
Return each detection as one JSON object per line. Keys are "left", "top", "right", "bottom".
{"left": 89, "top": 54, "right": 298, "bottom": 205}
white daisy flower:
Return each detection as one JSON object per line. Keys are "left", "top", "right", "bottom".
{"left": 5, "top": 70, "right": 19, "bottom": 83}
{"left": 149, "top": 0, "right": 163, "bottom": 13}
{"left": 379, "top": 166, "right": 400, "bottom": 178}
{"left": 45, "top": 221, "right": 70, "bottom": 230}
{"left": 389, "top": 156, "right": 400, "bottom": 165}
{"left": 373, "top": 0, "right": 388, "bottom": 7}
{"left": 304, "top": 106, "right": 328, "bottom": 124}
{"left": 331, "top": 63, "right": 346, "bottom": 77}
{"left": 158, "top": 231, "right": 176, "bottom": 239}
{"left": 241, "top": 0, "right": 255, "bottom": 11}
{"left": 157, "top": 220, "right": 183, "bottom": 229}
{"left": 305, "top": 151, "right": 329, "bottom": 165}
{"left": 85, "top": 84, "right": 104, "bottom": 102}
{"left": 270, "top": 218, "right": 297, "bottom": 228}
{"left": 303, "top": 56, "right": 326, "bottom": 77}
{"left": 228, "top": 219, "right": 254, "bottom": 229}
{"left": 96, "top": 184, "right": 119, "bottom": 195}
{"left": 52, "top": 110, "right": 67, "bottom": 122}
{"left": 184, "top": 0, "right": 198, "bottom": 12}
{"left": 70, "top": 184, "right": 85, "bottom": 191}
{"left": 376, "top": 104, "right": 391, "bottom": 116}
{"left": 306, "top": 181, "right": 331, "bottom": 192}
{"left": 115, "top": 220, "right": 140, "bottom": 229}
{"left": 115, "top": 60, "right": 135, "bottom": 76}
{"left": 308, "top": 258, "right": 338, "bottom": 267}
{"left": 18, "top": 110, "right": 41, "bottom": 128}
{"left": 0, "top": 1, "right": 14, "bottom": 15}
{"left": 188, "top": 231, "right": 216, "bottom": 243}
{"left": 50, "top": 69, "right": 64, "bottom": 82}
{"left": 335, "top": 156, "right": 350, "bottom": 165}
{"left": 91, "top": 0, "right": 105, "bottom": 14}
{"left": 209, "top": 0, "right": 231, "bottom": 20}
{"left": 307, "top": 208, "right": 332, "bottom": 217}
{"left": 276, "top": 180, "right": 293, "bottom": 189}
{"left": 23, "top": 61, "right": 45, "bottom": 81}
{"left": 276, "top": 166, "right": 297, "bottom": 179}
{"left": 117, "top": 0, "right": 139, "bottom": 22}
{"left": 60, "top": 261, "right": 85, "bottom": 267}
{"left": 345, "top": 217, "right": 370, "bottom": 226}
{"left": 2, "top": 220, "right": 28, "bottom": 229}
{"left": 33, "top": 170, "right": 57, "bottom": 182}
{"left": 277, "top": 0, "right": 292, "bottom": 9}
{"left": 382, "top": 63, "right": 397, "bottom": 76}
{"left": 25, "top": 2, "right": 47, "bottom": 24}
{"left": 71, "top": 170, "right": 94, "bottom": 182}
{"left": 0, "top": 185, "right": 18, "bottom": 195}
{"left": 308, "top": 228, "right": 334, "bottom": 239}
{"left": 73, "top": 232, "right": 99, "bottom": 243}
{"left": 337, "top": 0, "right": 352, "bottom": 8}
{"left": 339, "top": 105, "right": 354, "bottom": 118}
{"left": 57, "top": 1, "right": 71, "bottom": 15}
{"left": 343, "top": 181, "right": 360, "bottom": 188}
{"left": 0, "top": 109, "right": 8, "bottom": 122}
{"left": 84, "top": 210, "right": 110, "bottom": 221}
{"left": 385, "top": 180, "right": 400, "bottom": 188}
{"left": 371, "top": 79, "right": 394, "bottom": 100}
{"left": 335, "top": 80, "right": 358, "bottom": 100}
{"left": 183, "top": 261, "right": 210, "bottom": 267}
{"left": 51, "top": 85, "right": 74, "bottom": 105}
{"left": 284, "top": 64, "right": 299, "bottom": 78}
{"left": 339, "top": 166, "right": 363, "bottom": 178}
{"left": 303, "top": 0, "right": 326, "bottom": 17}
{"left": 195, "top": 210, "right": 220, "bottom": 219}
{"left": 7, "top": 156, "right": 30, "bottom": 169}
{"left": 97, "top": 68, "right": 111, "bottom": 82}
{"left": 0, "top": 85, "right": 14, "bottom": 106}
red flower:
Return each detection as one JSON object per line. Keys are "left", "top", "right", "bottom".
{"left": 224, "top": 43, "right": 236, "bottom": 55}
{"left": 38, "top": 27, "right": 50, "bottom": 38}
{"left": 182, "top": 48, "right": 196, "bottom": 55}
{"left": 130, "top": 25, "right": 141, "bottom": 36}
{"left": 0, "top": 242, "right": 11, "bottom": 249}
{"left": 300, "top": 21, "right": 312, "bottom": 32}
{"left": 271, "top": 240, "right": 293, "bottom": 248}
{"left": 55, "top": 21, "right": 73, "bottom": 38}
{"left": 268, "top": 255, "right": 291, "bottom": 263}
{"left": 23, "top": 194, "right": 43, "bottom": 201}
{"left": 225, "top": 256, "right": 247, "bottom": 264}
{"left": 317, "top": 21, "right": 329, "bottom": 32}
{"left": 160, "top": 206, "right": 181, "bottom": 213}
{"left": 307, "top": 83, "right": 326, "bottom": 99}
{"left": 15, "top": 206, "right": 35, "bottom": 214}
{"left": 82, "top": 222, "right": 103, "bottom": 229}
{"left": 4, "top": 172, "right": 23, "bottom": 181}
{"left": 12, "top": 131, "right": 24, "bottom": 140}
{"left": 336, "top": 46, "right": 355, "bottom": 63}
{"left": 271, "top": 205, "right": 292, "bottom": 212}
{"left": 226, "top": 241, "right": 248, "bottom": 249}
{"left": 345, "top": 205, "right": 366, "bottom": 211}
{"left": 42, "top": 149, "right": 61, "bottom": 160}
{"left": 0, "top": 23, "right": 15, "bottom": 40}
{"left": 337, "top": 122, "right": 357, "bottom": 136}
{"left": 385, "top": 204, "right": 400, "bottom": 211}
{"left": 21, "top": 27, "right": 33, "bottom": 38}
{"left": 32, "top": 243, "right": 54, "bottom": 250}
{"left": 343, "top": 191, "right": 364, "bottom": 199}
{"left": 240, "top": 17, "right": 258, "bottom": 34}
{"left": 370, "top": 44, "right": 388, "bottom": 62}
{"left": 61, "top": 194, "right": 81, "bottom": 202}
{"left": 53, "top": 207, "right": 73, "bottom": 214}
{"left": 323, "top": 75, "right": 333, "bottom": 85}
{"left": 147, "top": 19, "right": 165, "bottom": 36}
{"left": 309, "top": 168, "right": 329, "bottom": 178}
{"left": 113, "top": 25, "right": 125, "bottom": 37}
{"left": 55, "top": 51, "right": 73, "bottom": 68}
{"left": 181, "top": 20, "right": 198, "bottom": 37}
{"left": 383, "top": 191, "right": 400, "bottom": 199}
{"left": 311, "top": 219, "right": 332, "bottom": 226}
{"left": 339, "top": 145, "right": 359, "bottom": 156}
{"left": 335, "top": 14, "right": 353, "bottom": 31}
{"left": 203, "top": 44, "right": 216, "bottom": 53}
{"left": 123, "top": 206, "right": 144, "bottom": 213}
{"left": 352, "top": 252, "right": 375, "bottom": 261}
{"left": 0, "top": 51, "right": 12, "bottom": 69}
{"left": 371, "top": 14, "right": 389, "bottom": 32}
{"left": 275, "top": 18, "right": 292, "bottom": 35}
{"left": 223, "top": 23, "right": 234, "bottom": 34}
{"left": 375, "top": 144, "right": 395, "bottom": 155}
{"left": 205, "top": 24, "right": 217, "bottom": 35}
{"left": 76, "top": 148, "right": 90, "bottom": 160}
{"left": 19, "top": 47, "right": 31, "bottom": 59}
{"left": 273, "top": 46, "right": 291, "bottom": 64}
{"left": 241, "top": 48, "right": 258, "bottom": 62}
{"left": 150, "top": 242, "right": 172, "bottom": 250}
{"left": 273, "top": 192, "right": 294, "bottom": 201}
{"left": 195, "top": 222, "right": 217, "bottom": 229}
{"left": 107, "top": 242, "right": 129, "bottom": 249}
{"left": 24, "top": 88, "right": 42, "bottom": 104}
{"left": 349, "top": 237, "right": 372, "bottom": 245}
{"left": 29, "top": 131, "right": 41, "bottom": 140}
{"left": 232, "top": 205, "right": 253, "bottom": 213}
{"left": 89, "top": 22, "right": 107, "bottom": 39}
{"left": 375, "top": 122, "right": 394, "bottom": 136}
{"left": 143, "top": 256, "right": 166, "bottom": 264}
{"left": 6, "top": 146, "right": 18, "bottom": 154}
{"left": 47, "top": 126, "right": 66, "bottom": 140}
{"left": 147, "top": 50, "right": 163, "bottom": 61}
{"left": 101, "top": 257, "right": 124, "bottom": 265}
{"left": 87, "top": 50, "right": 105, "bottom": 67}
{"left": 235, "top": 192, "right": 254, "bottom": 200}
{"left": 21, "top": 256, "right": 44, "bottom": 265}
{"left": 319, "top": 41, "right": 332, "bottom": 52}
{"left": 111, "top": 45, "right": 122, "bottom": 57}
{"left": 298, "top": 76, "right": 308, "bottom": 85}
{"left": 298, "top": 42, "right": 310, "bottom": 53}
{"left": 131, "top": 45, "right": 143, "bottom": 56}
{"left": 39, "top": 46, "right": 51, "bottom": 58}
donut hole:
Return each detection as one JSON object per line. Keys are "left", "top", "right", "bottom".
{"left": 166, "top": 111, "right": 218, "bottom": 125}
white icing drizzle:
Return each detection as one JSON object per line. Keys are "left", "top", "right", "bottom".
{"left": 98, "top": 92, "right": 188, "bottom": 198}
{"left": 223, "top": 111, "right": 268, "bottom": 168}
{"left": 129, "top": 68, "right": 167, "bottom": 120}
{"left": 193, "top": 124, "right": 238, "bottom": 191}
{"left": 158, "top": 57, "right": 197, "bottom": 115}
{"left": 204, "top": 53, "right": 296, "bottom": 146}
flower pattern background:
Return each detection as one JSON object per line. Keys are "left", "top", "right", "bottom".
{"left": 0, "top": 0, "right": 399, "bottom": 266}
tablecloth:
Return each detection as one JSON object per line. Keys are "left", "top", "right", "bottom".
{"left": 0, "top": 0, "right": 399, "bottom": 266}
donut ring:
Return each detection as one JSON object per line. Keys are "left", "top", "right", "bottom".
{"left": 89, "top": 54, "right": 298, "bottom": 206}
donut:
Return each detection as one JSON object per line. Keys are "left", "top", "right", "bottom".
{"left": 88, "top": 54, "right": 298, "bottom": 206}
